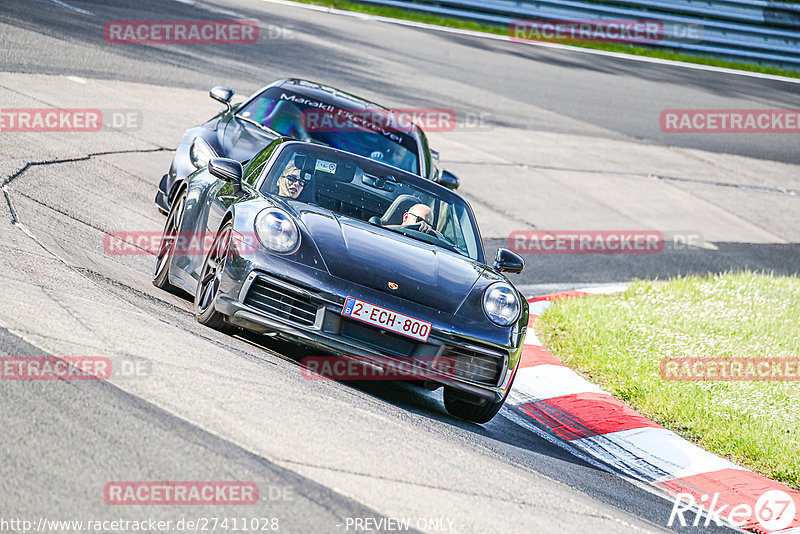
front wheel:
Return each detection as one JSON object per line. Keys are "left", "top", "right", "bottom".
{"left": 153, "top": 189, "right": 186, "bottom": 293}
{"left": 194, "top": 221, "right": 237, "bottom": 334}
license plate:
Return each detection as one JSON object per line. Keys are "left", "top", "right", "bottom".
{"left": 341, "top": 297, "right": 431, "bottom": 342}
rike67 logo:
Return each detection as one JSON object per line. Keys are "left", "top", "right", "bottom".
{"left": 668, "top": 490, "right": 797, "bottom": 531}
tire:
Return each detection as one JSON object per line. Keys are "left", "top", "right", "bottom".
{"left": 152, "top": 189, "right": 187, "bottom": 293}
{"left": 194, "top": 221, "right": 237, "bottom": 334}
{"left": 443, "top": 369, "right": 517, "bottom": 424}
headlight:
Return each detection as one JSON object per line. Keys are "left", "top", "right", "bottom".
{"left": 189, "top": 137, "right": 218, "bottom": 169}
{"left": 483, "top": 282, "right": 520, "bottom": 326}
{"left": 254, "top": 208, "right": 299, "bottom": 253}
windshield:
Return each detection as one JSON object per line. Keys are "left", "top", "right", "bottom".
{"left": 260, "top": 145, "right": 482, "bottom": 261}
{"left": 237, "top": 88, "right": 420, "bottom": 175}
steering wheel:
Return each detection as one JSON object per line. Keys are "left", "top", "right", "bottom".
{"left": 405, "top": 221, "right": 442, "bottom": 238}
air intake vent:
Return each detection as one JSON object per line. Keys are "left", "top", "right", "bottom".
{"left": 243, "top": 278, "right": 318, "bottom": 327}
{"left": 440, "top": 345, "right": 505, "bottom": 386}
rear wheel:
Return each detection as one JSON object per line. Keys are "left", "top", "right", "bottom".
{"left": 153, "top": 189, "right": 186, "bottom": 293}
{"left": 195, "top": 221, "right": 237, "bottom": 334}
{"left": 443, "top": 370, "right": 517, "bottom": 424}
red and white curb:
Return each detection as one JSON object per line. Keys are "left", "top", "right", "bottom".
{"left": 506, "top": 285, "right": 800, "bottom": 533}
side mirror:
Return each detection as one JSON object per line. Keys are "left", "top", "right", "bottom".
{"left": 436, "top": 169, "right": 460, "bottom": 190}
{"left": 208, "top": 158, "right": 243, "bottom": 193}
{"left": 493, "top": 248, "right": 524, "bottom": 274}
{"left": 210, "top": 86, "right": 234, "bottom": 112}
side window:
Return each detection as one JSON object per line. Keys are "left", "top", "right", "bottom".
{"left": 457, "top": 205, "right": 479, "bottom": 260}
{"left": 418, "top": 130, "right": 431, "bottom": 179}
{"left": 242, "top": 139, "right": 283, "bottom": 186}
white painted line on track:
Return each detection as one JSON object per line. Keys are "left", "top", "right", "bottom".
{"left": 48, "top": 0, "right": 95, "bottom": 16}
{"left": 518, "top": 282, "right": 627, "bottom": 296}
{"left": 259, "top": 0, "right": 800, "bottom": 84}
{"left": 501, "top": 407, "right": 630, "bottom": 476}
{"left": 573, "top": 427, "right": 747, "bottom": 482}
{"left": 499, "top": 407, "right": 687, "bottom": 510}
{"left": 66, "top": 76, "right": 88, "bottom": 84}
{"left": 577, "top": 284, "right": 631, "bottom": 295}
{"left": 528, "top": 300, "right": 553, "bottom": 317}
{"left": 522, "top": 329, "right": 542, "bottom": 346}
{"left": 508, "top": 364, "right": 606, "bottom": 404}
{"left": 174, "top": 0, "right": 245, "bottom": 18}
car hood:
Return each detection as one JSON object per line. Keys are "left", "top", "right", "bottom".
{"left": 296, "top": 207, "right": 485, "bottom": 314}
{"left": 221, "top": 117, "right": 277, "bottom": 163}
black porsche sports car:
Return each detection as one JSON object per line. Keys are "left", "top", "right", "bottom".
{"left": 155, "top": 78, "right": 460, "bottom": 214}
{"left": 152, "top": 138, "right": 526, "bottom": 423}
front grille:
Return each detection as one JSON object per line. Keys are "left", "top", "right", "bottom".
{"left": 440, "top": 345, "right": 505, "bottom": 386}
{"left": 340, "top": 319, "right": 417, "bottom": 357}
{"left": 243, "top": 278, "right": 319, "bottom": 327}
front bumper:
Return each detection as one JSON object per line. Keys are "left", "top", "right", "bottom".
{"left": 215, "top": 269, "right": 522, "bottom": 402}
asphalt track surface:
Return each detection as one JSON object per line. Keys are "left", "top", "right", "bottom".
{"left": 0, "top": 0, "right": 798, "bottom": 532}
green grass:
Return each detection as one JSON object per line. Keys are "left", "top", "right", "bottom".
{"left": 288, "top": 0, "right": 800, "bottom": 79}
{"left": 535, "top": 272, "right": 800, "bottom": 488}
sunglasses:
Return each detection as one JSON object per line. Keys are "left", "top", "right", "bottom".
{"left": 285, "top": 174, "right": 307, "bottom": 187}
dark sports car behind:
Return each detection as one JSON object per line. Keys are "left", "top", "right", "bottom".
{"left": 156, "top": 78, "right": 460, "bottom": 214}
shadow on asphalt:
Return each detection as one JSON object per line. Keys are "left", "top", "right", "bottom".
{"left": 235, "top": 330, "right": 602, "bottom": 474}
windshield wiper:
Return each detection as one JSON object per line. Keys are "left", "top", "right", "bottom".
{"left": 235, "top": 115, "right": 282, "bottom": 137}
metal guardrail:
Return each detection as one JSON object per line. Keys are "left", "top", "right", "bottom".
{"left": 353, "top": 0, "right": 800, "bottom": 69}
{"left": 546, "top": 0, "right": 800, "bottom": 27}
